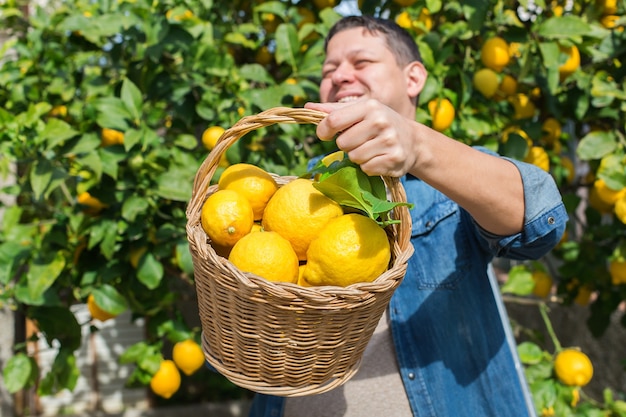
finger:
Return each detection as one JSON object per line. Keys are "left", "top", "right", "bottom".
{"left": 316, "top": 105, "right": 365, "bottom": 141}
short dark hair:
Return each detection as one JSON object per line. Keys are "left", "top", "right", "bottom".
{"left": 324, "top": 15, "right": 422, "bottom": 67}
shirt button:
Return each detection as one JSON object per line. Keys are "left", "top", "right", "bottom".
{"left": 408, "top": 372, "right": 415, "bottom": 380}
{"left": 548, "top": 216, "right": 555, "bottom": 224}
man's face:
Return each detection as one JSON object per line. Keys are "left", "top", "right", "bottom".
{"left": 320, "top": 27, "right": 417, "bottom": 118}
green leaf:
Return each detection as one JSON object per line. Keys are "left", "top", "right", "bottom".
{"left": 500, "top": 265, "right": 534, "bottom": 295}
{"left": 155, "top": 168, "right": 193, "bottom": 202}
{"left": 274, "top": 23, "right": 298, "bottom": 69}
{"left": 0, "top": 241, "right": 28, "bottom": 285}
{"left": 121, "top": 195, "right": 150, "bottom": 222}
{"left": 536, "top": 15, "right": 594, "bottom": 39}
{"left": 517, "top": 341, "right": 544, "bottom": 365}
{"left": 576, "top": 130, "right": 617, "bottom": 161}
{"left": 29, "top": 159, "right": 53, "bottom": 200}
{"left": 94, "top": 97, "right": 131, "bottom": 131}
{"left": 91, "top": 284, "right": 127, "bottom": 315}
{"left": 3, "top": 353, "right": 37, "bottom": 393}
{"left": 41, "top": 118, "right": 79, "bottom": 150}
{"left": 37, "top": 350, "right": 80, "bottom": 396}
{"left": 175, "top": 240, "right": 194, "bottom": 275}
{"left": 120, "top": 78, "right": 143, "bottom": 125}
{"left": 27, "top": 252, "right": 66, "bottom": 302}
{"left": 30, "top": 306, "right": 82, "bottom": 351}
{"left": 308, "top": 159, "right": 413, "bottom": 226}
{"left": 136, "top": 252, "right": 164, "bottom": 290}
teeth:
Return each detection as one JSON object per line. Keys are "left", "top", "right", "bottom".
{"left": 338, "top": 96, "right": 359, "bottom": 103}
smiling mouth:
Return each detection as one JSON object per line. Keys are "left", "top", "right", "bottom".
{"left": 337, "top": 95, "right": 361, "bottom": 103}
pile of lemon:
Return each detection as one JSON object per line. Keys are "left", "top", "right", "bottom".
{"left": 200, "top": 162, "right": 391, "bottom": 287}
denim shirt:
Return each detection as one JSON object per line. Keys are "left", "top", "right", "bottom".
{"left": 245, "top": 150, "right": 567, "bottom": 417}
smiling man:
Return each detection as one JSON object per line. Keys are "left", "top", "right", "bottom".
{"left": 246, "top": 15, "right": 567, "bottom": 417}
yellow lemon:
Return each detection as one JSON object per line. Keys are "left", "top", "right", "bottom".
{"left": 502, "top": 126, "right": 532, "bottom": 147}
{"left": 303, "top": 213, "right": 391, "bottom": 287}
{"left": 481, "top": 37, "right": 510, "bottom": 72}
{"left": 598, "top": 0, "right": 617, "bottom": 15}
{"left": 497, "top": 74, "right": 518, "bottom": 98}
{"left": 218, "top": 163, "right": 278, "bottom": 221}
{"left": 510, "top": 93, "right": 536, "bottom": 119}
{"left": 541, "top": 117, "right": 562, "bottom": 144}
{"left": 609, "top": 259, "right": 626, "bottom": 285}
{"left": 130, "top": 246, "right": 147, "bottom": 268}
{"left": 554, "top": 349, "right": 593, "bottom": 387}
{"left": 559, "top": 45, "right": 580, "bottom": 79}
{"left": 77, "top": 191, "right": 107, "bottom": 213}
{"left": 473, "top": 68, "right": 500, "bottom": 98}
{"left": 201, "top": 189, "right": 254, "bottom": 248}
{"left": 593, "top": 178, "right": 626, "bottom": 205}
{"left": 87, "top": 294, "right": 117, "bottom": 322}
{"left": 428, "top": 98, "right": 455, "bottom": 132}
{"left": 150, "top": 360, "right": 181, "bottom": 399}
{"left": 560, "top": 156, "right": 576, "bottom": 185}
{"left": 531, "top": 271, "right": 553, "bottom": 298}
{"left": 101, "top": 128, "right": 124, "bottom": 147}
{"left": 229, "top": 231, "right": 299, "bottom": 283}
{"left": 524, "top": 146, "right": 550, "bottom": 172}
{"left": 262, "top": 178, "right": 343, "bottom": 260}
{"left": 172, "top": 339, "right": 205, "bottom": 376}
{"left": 395, "top": 11, "right": 412, "bottom": 30}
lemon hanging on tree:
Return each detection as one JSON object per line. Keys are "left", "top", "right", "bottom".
{"left": 554, "top": 348, "right": 593, "bottom": 387}
{"left": 150, "top": 360, "right": 181, "bottom": 399}
{"left": 172, "top": 339, "right": 205, "bottom": 376}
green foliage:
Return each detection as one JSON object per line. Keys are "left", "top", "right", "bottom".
{"left": 0, "top": 0, "right": 625, "bottom": 411}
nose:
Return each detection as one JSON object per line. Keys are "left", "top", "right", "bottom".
{"left": 330, "top": 62, "right": 354, "bottom": 85}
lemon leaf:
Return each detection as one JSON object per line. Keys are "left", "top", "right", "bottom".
{"left": 308, "top": 157, "right": 413, "bottom": 226}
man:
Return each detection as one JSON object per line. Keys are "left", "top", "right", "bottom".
{"left": 247, "top": 15, "right": 567, "bottom": 416}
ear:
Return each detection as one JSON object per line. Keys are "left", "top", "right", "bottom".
{"left": 405, "top": 61, "right": 427, "bottom": 99}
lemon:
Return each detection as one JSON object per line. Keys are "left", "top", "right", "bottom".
{"left": 593, "top": 178, "right": 626, "bottom": 205}
{"left": 427, "top": 98, "right": 455, "bottom": 132}
{"left": 559, "top": 45, "right": 580, "bottom": 79}
{"left": 554, "top": 349, "right": 593, "bottom": 387}
{"left": 303, "top": 213, "right": 391, "bottom": 287}
{"left": 201, "top": 189, "right": 254, "bottom": 248}
{"left": 87, "top": 294, "right": 117, "bottom": 322}
{"left": 531, "top": 271, "right": 553, "bottom": 298}
{"left": 77, "top": 191, "right": 107, "bottom": 213}
{"left": 498, "top": 74, "right": 518, "bottom": 97}
{"left": 218, "top": 163, "right": 278, "bottom": 221}
{"left": 172, "top": 339, "right": 205, "bottom": 376}
{"left": 201, "top": 125, "right": 229, "bottom": 167}
{"left": 524, "top": 146, "right": 550, "bottom": 172}
{"left": 150, "top": 360, "right": 181, "bottom": 399}
{"left": 481, "top": 37, "right": 510, "bottom": 72}
{"left": 129, "top": 246, "right": 147, "bottom": 269}
{"left": 541, "top": 117, "right": 562, "bottom": 144}
{"left": 395, "top": 11, "right": 412, "bottom": 30}
{"left": 509, "top": 93, "right": 536, "bottom": 119}
{"left": 101, "top": 128, "right": 124, "bottom": 147}
{"left": 229, "top": 231, "right": 299, "bottom": 283}
{"left": 473, "top": 68, "right": 499, "bottom": 98}
{"left": 313, "top": 0, "right": 336, "bottom": 9}
{"left": 609, "top": 259, "right": 626, "bottom": 285}
{"left": 262, "top": 178, "right": 343, "bottom": 260}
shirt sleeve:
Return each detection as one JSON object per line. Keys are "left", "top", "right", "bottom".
{"left": 472, "top": 148, "right": 569, "bottom": 260}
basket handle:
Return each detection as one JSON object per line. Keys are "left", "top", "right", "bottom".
{"left": 187, "top": 106, "right": 412, "bottom": 255}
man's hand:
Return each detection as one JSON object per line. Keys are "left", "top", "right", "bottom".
{"left": 305, "top": 99, "right": 419, "bottom": 178}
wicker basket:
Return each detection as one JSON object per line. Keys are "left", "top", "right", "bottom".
{"left": 186, "top": 107, "right": 414, "bottom": 397}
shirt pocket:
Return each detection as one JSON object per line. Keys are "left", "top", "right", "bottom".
{"left": 409, "top": 200, "right": 474, "bottom": 290}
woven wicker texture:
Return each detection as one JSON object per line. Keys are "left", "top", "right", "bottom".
{"left": 186, "top": 107, "right": 414, "bottom": 396}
